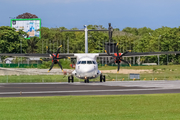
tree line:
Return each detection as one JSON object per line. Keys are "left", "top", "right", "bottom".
{"left": 1, "top": 25, "right": 180, "bottom": 65}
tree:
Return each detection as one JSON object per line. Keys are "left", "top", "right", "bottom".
{"left": 27, "top": 37, "right": 39, "bottom": 53}
{"left": 16, "top": 12, "right": 38, "bottom": 19}
{"left": 0, "top": 26, "right": 28, "bottom": 53}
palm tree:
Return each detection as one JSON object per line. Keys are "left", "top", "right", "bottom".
{"left": 26, "top": 37, "right": 38, "bottom": 53}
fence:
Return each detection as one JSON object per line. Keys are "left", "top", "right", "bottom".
{"left": 0, "top": 64, "right": 39, "bottom": 68}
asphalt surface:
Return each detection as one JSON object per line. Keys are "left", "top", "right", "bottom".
{"left": 1, "top": 81, "right": 180, "bottom": 97}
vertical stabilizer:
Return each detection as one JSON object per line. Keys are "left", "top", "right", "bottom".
{"left": 84, "top": 25, "right": 88, "bottom": 53}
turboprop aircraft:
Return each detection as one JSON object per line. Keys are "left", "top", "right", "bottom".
{"left": 1, "top": 23, "right": 180, "bottom": 83}
{"left": 41, "top": 42, "right": 131, "bottom": 83}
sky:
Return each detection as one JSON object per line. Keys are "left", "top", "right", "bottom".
{"left": 0, "top": 0, "right": 180, "bottom": 30}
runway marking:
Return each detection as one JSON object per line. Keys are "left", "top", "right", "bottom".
{"left": 0, "top": 88, "right": 175, "bottom": 95}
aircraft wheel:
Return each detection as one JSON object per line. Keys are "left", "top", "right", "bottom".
{"left": 100, "top": 74, "right": 102, "bottom": 82}
{"left": 71, "top": 75, "right": 74, "bottom": 83}
{"left": 87, "top": 78, "right": 89, "bottom": 83}
{"left": 103, "top": 75, "right": 106, "bottom": 82}
{"left": 68, "top": 76, "right": 70, "bottom": 83}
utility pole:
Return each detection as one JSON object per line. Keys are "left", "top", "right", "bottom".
{"left": 21, "top": 38, "right": 22, "bottom": 64}
{"left": 67, "top": 37, "right": 69, "bottom": 53}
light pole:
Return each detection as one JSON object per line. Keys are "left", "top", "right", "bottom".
{"left": 157, "top": 35, "right": 161, "bottom": 66}
{"left": 67, "top": 37, "right": 69, "bottom": 53}
{"left": 21, "top": 38, "right": 22, "bottom": 64}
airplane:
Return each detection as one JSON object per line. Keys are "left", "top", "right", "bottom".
{"left": 1, "top": 23, "right": 180, "bottom": 83}
{"left": 42, "top": 42, "right": 131, "bottom": 83}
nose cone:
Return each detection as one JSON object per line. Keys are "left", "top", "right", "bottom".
{"left": 79, "top": 65, "right": 95, "bottom": 73}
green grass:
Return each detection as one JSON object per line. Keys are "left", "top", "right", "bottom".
{"left": 1, "top": 70, "right": 180, "bottom": 83}
{"left": 1, "top": 64, "right": 180, "bottom": 83}
{"left": 0, "top": 75, "right": 102, "bottom": 83}
{"left": 1, "top": 94, "right": 180, "bottom": 120}
{"left": 99, "top": 64, "right": 180, "bottom": 70}
{"left": 100, "top": 64, "right": 180, "bottom": 81}
{"left": 0, "top": 75, "right": 81, "bottom": 83}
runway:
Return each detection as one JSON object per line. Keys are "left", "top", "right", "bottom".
{"left": 1, "top": 81, "right": 180, "bottom": 97}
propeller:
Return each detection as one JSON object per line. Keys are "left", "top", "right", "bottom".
{"left": 41, "top": 45, "right": 70, "bottom": 72}
{"left": 105, "top": 43, "right": 131, "bottom": 73}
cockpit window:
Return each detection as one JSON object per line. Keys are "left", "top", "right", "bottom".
{"left": 77, "top": 61, "right": 81, "bottom": 64}
{"left": 87, "top": 61, "right": 92, "bottom": 64}
{"left": 81, "top": 61, "right": 86, "bottom": 64}
{"left": 92, "top": 61, "right": 96, "bottom": 64}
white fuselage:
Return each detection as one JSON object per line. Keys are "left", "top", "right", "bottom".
{"left": 72, "top": 54, "right": 101, "bottom": 79}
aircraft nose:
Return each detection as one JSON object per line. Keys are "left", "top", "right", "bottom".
{"left": 78, "top": 65, "right": 95, "bottom": 73}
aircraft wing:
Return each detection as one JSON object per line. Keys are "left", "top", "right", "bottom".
{"left": 1, "top": 51, "right": 180, "bottom": 58}
{"left": 99, "top": 51, "right": 180, "bottom": 57}
{"left": 0, "top": 53, "right": 75, "bottom": 58}
{"left": 122, "top": 51, "right": 180, "bottom": 57}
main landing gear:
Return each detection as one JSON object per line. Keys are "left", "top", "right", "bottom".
{"left": 68, "top": 75, "right": 74, "bottom": 83}
{"left": 100, "top": 74, "right": 106, "bottom": 82}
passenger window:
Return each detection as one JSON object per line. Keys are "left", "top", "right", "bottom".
{"left": 81, "top": 61, "right": 86, "bottom": 64}
{"left": 92, "top": 61, "right": 96, "bottom": 64}
{"left": 77, "top": 61, "right": 81, "bottom": 65}
{"left": 87, "top": 61, "right": 92, "bottom": 64}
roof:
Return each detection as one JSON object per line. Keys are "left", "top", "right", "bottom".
{"left": 4, "top": 58, "right": 14, "bottom": 61}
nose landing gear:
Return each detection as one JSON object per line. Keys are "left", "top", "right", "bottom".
{"left": 100, "top": 74, "right": 106, "bottom": 82}
{"left": 68, "top": 75, "right": 74, "bottom": 83}
{"left": 84, "top": 78, "right": 89, "bottom": 83}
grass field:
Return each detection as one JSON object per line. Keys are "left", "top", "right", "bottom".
{"left": 1, "top": 94, "right": 180, "bottom": 120}
{"left": 1, "top": 65, "right": 180, "bottom": 83}
{"left": 101, "top": 64, "right": 180, "bottom": 81}
{"left": 99, "top": 64, "right": 180, "bottom": 70}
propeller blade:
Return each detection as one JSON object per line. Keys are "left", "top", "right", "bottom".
{"left": 56, "top": 45, "right": 62, "bottom": 57}
{"left": 40, "top": 59, "right": 52, "bottom": 61}
{"left": 116, "top": 43, "right": 119, "bottom": 57}
{"left": 120, "top": 50, "right": 131, "bottom": 57}
{"left": 105, "top": 50, "right": 111, "bottom": 56}
{"left": 48, "top": 62, "right": 54, "bottom": 72}
{"left": 120, "top": 59, "right": 131, "bottom": 66}
{"left": 57, "top": 56, "right": 68, "bottom": 59}
{"left": 57, "top": 62, "right": 63, "bottom": 71}
{"left": 117, "top": 62, "right": 120, "bottom": 72}
{"left": 105, "top": 50, "right": 116, "bottom": 57}
{"left": 46, "top": 46, "right": 54, "bottom": 59}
